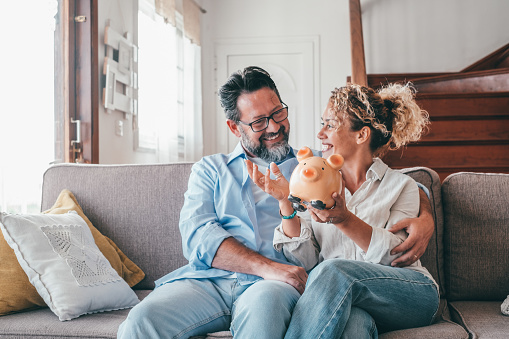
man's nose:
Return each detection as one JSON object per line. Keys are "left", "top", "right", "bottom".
{"left": 266, "top": 116, "right": 281, "bottom": 132}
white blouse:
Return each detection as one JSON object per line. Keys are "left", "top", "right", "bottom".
{"left": 273, "top": 158, "right": 437, "bottom": 288}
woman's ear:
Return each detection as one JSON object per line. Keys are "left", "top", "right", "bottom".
{"left": 226, "top": 119, "right": 242, "bottom": 138}
{"left": 357, "top": 126, "right": 371, "bottom": 145}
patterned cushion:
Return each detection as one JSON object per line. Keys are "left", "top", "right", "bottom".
{"left": 0, "top": 211, "right": 139, "bottom": 321}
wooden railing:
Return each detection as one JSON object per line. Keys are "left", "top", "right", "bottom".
{"left": 349, "top": 0, "right": 367, "bottom": 86}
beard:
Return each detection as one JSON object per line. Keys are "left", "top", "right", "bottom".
{"left": 239, "top": 125, "right": 291, "bottom": 163}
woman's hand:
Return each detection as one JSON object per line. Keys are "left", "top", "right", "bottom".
{"left": 308, "top": 177, "right": 372, "bottom": 252}
{"left": 245, "top": 160, "right": 290, "bottom": 201}
{"left": 307, "top": 177, "right": 351, "bottom": 225}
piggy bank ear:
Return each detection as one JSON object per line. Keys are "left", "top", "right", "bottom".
{"left": 296, "top": 147, "right": 313, "bottom": 162}
{"left": 327, "top": 154, "right": 344, "bottom": 170}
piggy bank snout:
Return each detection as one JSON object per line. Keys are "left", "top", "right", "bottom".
{"left": 300, "top": 168, "right": 319, "bottom": 181}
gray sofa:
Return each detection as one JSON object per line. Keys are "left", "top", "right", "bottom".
{"left": 0, "top": 163, "right": 507, "bottom": 339}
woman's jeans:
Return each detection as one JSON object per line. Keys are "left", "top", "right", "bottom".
{"left": 284, "top": 259, "right": 439, "bottom": 339}
{"left": 117, "top": 277, "right": 300, "bottom": 339}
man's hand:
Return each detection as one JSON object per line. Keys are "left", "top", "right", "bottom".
{"left": 212, "top": 237, "right": 308, "bottom": 294}
{"left": 245, "top": 159, "right": 290, "bottom": 201}
{"left": 389, "top": 189, "right": 434, "bottom": 267}
{"left": 257, "top": 261, "right": 308, "bottom": 295}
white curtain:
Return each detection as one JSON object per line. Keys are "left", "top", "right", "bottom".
{"left": 183, "top": 39, "right": 203, "bottom": 162}
{"left": 137, "top": 0, "right": 202, "bottom": 163}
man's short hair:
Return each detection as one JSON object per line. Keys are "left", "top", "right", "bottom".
{"left": 218, "top": 66, "right": 282, "bottom": 122}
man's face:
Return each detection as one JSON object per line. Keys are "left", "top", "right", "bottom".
{"left": 234, "top": 87, "right": 291, "bottom": 163}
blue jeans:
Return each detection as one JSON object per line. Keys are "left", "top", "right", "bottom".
{"left": 117, "top": 277, "right": 300, "bottom": 339}
{"left": 284, "top": 259, "right": 439, "bottom": 339}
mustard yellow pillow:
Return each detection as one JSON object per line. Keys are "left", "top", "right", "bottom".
{"left": 0, "top": 189, "right": 145, "bottom": 316}
{"left": 0, "top": 234, "right": 46, "bottom": 315}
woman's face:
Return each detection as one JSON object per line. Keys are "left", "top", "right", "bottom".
{"left": 317, "top": 102, "right": 358, "bottom": 159}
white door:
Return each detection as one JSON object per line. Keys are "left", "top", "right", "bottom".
{"left": 215, "top": 36, "right": 320, "bottom": 154}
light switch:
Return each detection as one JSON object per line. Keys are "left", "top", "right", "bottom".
{"left": 116, "top": 120, "right": 124, "bottom": 137}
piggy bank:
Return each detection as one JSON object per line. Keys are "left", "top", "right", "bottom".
{"left": 288, "top": 147, "right": 344, "bottom": 211}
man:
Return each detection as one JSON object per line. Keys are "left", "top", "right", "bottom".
{"left": 117, "top": 66, "right": 434, "bottom": 338}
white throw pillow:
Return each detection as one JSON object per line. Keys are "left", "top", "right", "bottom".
{"left": 0, "top": 211, "right": 139, "bottom": 321}
{"left": 502, "top": 295, "right": 509, "bottom": 316}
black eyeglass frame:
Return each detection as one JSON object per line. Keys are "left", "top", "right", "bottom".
{"left": 238, "top": 102, "right": 289, "bottom": 133}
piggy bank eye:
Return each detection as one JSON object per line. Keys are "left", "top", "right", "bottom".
{"left": 322, "top": 168, "right": 324, "bottom": 170}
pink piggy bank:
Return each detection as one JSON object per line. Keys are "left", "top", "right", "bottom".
{"left": 288, "top": 147, "right": 344, "bottom": 211}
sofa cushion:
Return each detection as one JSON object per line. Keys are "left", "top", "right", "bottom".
{"left": 379, "top": 320, "right": 468, "bottom": 339}
{"left": 44, "top": 189, "right": 145, "bottom": 287}
{"left": 442, "top": 172, "right": 509, "bottom": 301}
{"left": 449, "top": 301, "right": 509, "bottom": 339}
{"left": 41, "top": 164, "right": 193, "bottom": 289}
{"left": 189, "top": 320, "right": 470, "bottom": 339}
{"left": 0, "top": 211, "right": 140, "bottom": 321}
{"left": 0, "top": 224, "right": 46, "bottom": 316}
{"left": 0, "top": 189, "right": 144, "bottom": 317}
{"left": 400, "top": 167, "right": 445, "bottom": 296}
{"left": 0, "top": 290, "right": 150, "bottom": 339}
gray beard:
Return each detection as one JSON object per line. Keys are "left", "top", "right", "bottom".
{"left": 239, "top": 126, "right": 291, "bottom": 163}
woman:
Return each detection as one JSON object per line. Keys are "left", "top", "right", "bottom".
{"left": 246, "top": 83, "right": 439, "bottom": 338}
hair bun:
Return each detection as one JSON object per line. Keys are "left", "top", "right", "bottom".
{"left": 384, "top": 99, "right": 394, "bottom": 111}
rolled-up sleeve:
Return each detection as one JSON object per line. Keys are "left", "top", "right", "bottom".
{"left": 179, "top": 161, "right": 232, "bottom": 270}
{"left": 273, "top": 213, "right": 320, "bottom": 271}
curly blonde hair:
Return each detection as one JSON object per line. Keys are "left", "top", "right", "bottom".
{"left": 329, "top": 83, "right": 429, "bottom": 157}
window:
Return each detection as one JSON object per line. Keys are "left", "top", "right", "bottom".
{"left": 0, "top": 1, "right": 58, "bottom": 213}
{"left": 136, "top": 0, "right": 202, "bottom": 162}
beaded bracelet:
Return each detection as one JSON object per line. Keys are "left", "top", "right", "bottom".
{"left": 280, "top": 209, "right": 297, "bottom": 219}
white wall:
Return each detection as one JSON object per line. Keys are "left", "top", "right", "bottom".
{"left": 200, "top": 0, "right": 509, "bottom": 157}
{"left": 96, "top": 0, "right": 509, "bottom": 162}
{"left": 362, "top": 0, "right": 509, "bottom": 73}
{"left": 200, "top": 0, "right": 350, "bottom": 156}
{"left": 98, "top": 0, "right": 160, "bottom": 164}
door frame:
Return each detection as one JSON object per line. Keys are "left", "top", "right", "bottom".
{"left": 55, "top": 0, "right": 99, "bottom": 163}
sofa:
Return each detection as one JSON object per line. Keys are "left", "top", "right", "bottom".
{"left": 0, "top": 163, "right": 507, "bottom": 339}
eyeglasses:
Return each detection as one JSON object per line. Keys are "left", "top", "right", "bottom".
{"left": 239, "top": 103, "right": 289, "bottom": 132}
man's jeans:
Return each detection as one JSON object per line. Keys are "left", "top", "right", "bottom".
{"left": 117, "top": 277, "right": 300, "bottom": 339}
{"left": 284, "top": 259, "right": 440, "bottom": 339}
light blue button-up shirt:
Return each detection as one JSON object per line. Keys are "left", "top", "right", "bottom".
{"left": 154, "top": 143, "right": 427, "bottom": 288}
{"left": 155, "top": 143, "right": 302, "bottom": 287}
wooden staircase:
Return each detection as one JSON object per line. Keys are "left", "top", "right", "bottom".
{"left": 358, "top": 43, "right": 509, "bottom": 181}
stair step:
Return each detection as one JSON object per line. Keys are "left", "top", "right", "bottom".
{"left": 421, "top": 119, "right": 509, "bottom": 143}
{"left": 413, "top": 69, "right": 509, "bottom": 93}
{"left": 383, "top": 144, "right": 509, "bottom": 181}
{"left": 415, "top": 92, "right": 509, "bottom": 119}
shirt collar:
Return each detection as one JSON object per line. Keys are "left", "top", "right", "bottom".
{"left": 366, "top": 158, "right": 389, "bottom": 181}
{"left": 227, "top": 142, "right": 247, "bottom": 164}
{"left": 227, "top": 142, "right": 297, "bottom": 165}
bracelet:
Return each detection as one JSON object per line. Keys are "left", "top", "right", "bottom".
{"left": 280, "top": 209, "right": 297, "bottom": 219}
